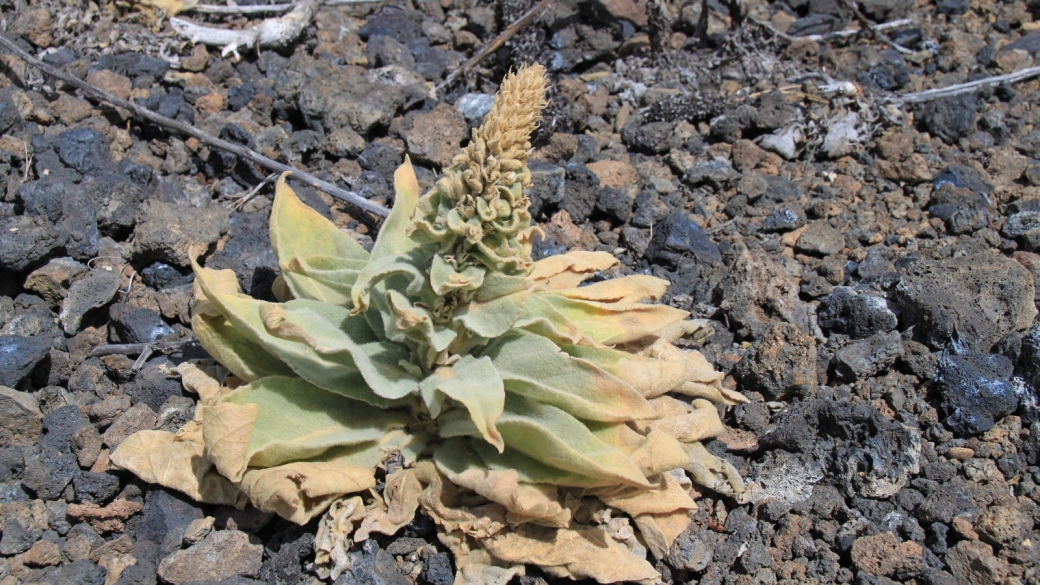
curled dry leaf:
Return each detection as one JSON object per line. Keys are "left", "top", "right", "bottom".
{"left": 114, "top": 64, "right": 749, "bottom": 584}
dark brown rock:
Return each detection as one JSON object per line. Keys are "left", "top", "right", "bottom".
{"left": 157, "top": 530, "right": 263, "bottom": 584}
{"left": 736, "top": 323, "right": 818, "bottom": 400}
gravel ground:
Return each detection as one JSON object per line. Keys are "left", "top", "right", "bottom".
{"left": 3, "top": 0, "right": 1040, "bottom": 584}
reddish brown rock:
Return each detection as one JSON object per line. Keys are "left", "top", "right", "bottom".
{"left": 945, "top": 539, "right": 1010, "bottom": 585}
{"left": 850, "top": 532, "right": 924, "bottom": 577}
{"left": 404, "top": 103, "right": 468, "bottom": 168}
{"left": 22, "top": 541, "right": 60, "bottom": 567}
{"left": 85, "top": 70, "right": 133, "bottom": 101}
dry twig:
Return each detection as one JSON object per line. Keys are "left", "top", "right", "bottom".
{"left": 894, "top": 64, "right": 1040, "bottom": 104}
{"left": 171, "top": 0, "right": 316, "bottom": 58}
{"left": 189, "top": 0, "right": 380, "bottom": 15}
{"left": 0, "top": 32, "right": 390, "bottom": 223}
{"left": 436, "top": 0, "right": 554, "bottom": 94}
{"left": 748, "top": 15, "right": 912, "bottom": 44}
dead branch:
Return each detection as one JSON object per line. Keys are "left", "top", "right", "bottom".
{"left": 190, "top": 2, "right": 297, "bottom": 15}
{"left": 748, "top": 15, "right": 912, "bottom": 44}
{"left": 171, "top": 0, "right": 316, "bottom": 58}
{"left": 0, "top": 32, "right": 390, "bottom": 223}
{"left": 894, "top": 64, "right": 1040, "bottom": 104}
{"left": 436, "top": 0, "right": 554, "bottom": 94}
{"left": 188, "top": 0, "right": 381, "bottom": 15}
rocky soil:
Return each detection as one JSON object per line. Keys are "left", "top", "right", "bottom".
{"left": 3, "top": 0, "right": 1040, "bottom": 584}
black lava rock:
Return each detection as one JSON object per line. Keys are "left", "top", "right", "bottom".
{"left": 595, "top": 187, "right": 633, "bottom": 223}
{"left": 936, "top": 342, "right": 1018, "bottom": 436}
{"left": 334, "top": 540, "right": 410, "bottom": 585}
{"left": 205, "top": 212, "right": 280, "bottom": 302}
{"left": 259, "top": 526, "right": 314, "bottom": 585}
{"left": 21, "top": 444, "right": 79, "bottom": 500}
{"left": 620, "top": 121, "right": 673, "bottom": 153}
{"left": 77, "top": 173, "right": 146, "bottom": 240}
{"left": 422, "top": 552, "right": 453, "bottom": 585}
{"left": 367, "top": 35, "right": 416, "bottom": 69}
{"left": 109, "top": 304, "right": 175, "bottom": 344}
{"left": 762, "top": 205, "right": 806, "bottom": 232}
{"left": 817, "top": 287, "right": 898, "bottom": 339}
{"left": 358, "top": 143, "right": 403, "bottom": 181}
{"left": 761, "top": 399, "right": 921, "bottom": 499}
{"left": 561, "top": 164, "right": 600, "bottom": 223}
{"left": 53, "top": 127, "right": 112, "bottom": 174}
{"left": 45, "top": 559, "right": 106, "bottom": 585}
{"left": 227, "top": 82, "right": 257, "bottom": 112}
{"left": 18, "top": 179, "right": 100, "bottom": 261}
{"left": 933, "top": 164, "right": 994, "bottom": 195}
{"left": 917, "top": 94, "right": 979, "bottom": 144}
{"left": 130, "top": 365, "right": 186, "bottom": 412}
{"left": 140, "top": 262, "right": 194, "bottom": 290}
{"left": 40, "top": 404, "right": 91, "bottom": 453}
{"left": 936, "top": 0, "right": 969, "bottom": 15}
{"left": 0, "top": 215, "right": 63, "bottom": 273}
{"left": 357, "top": 6, "right": 425, "bottom": 43}
{"left": 72, "top": 471, "right": 121, "bottom": 504}
{"left": 645, "top": 212, "right": 722, "bottom": 268}
{"left": 92, "top": 52, "right": 169, "bottom": 85}
{"left": 0, "top": 334, "right": 52, "bottom": 387}
{"left": 135, "top": 488, "right": 206, "bottom": 556}
{"left": 526, "top": 162, "right": 564, "bottom": 221}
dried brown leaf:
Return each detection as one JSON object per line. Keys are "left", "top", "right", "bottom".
{"left": 483, "top": 524, "right": 659, "bottom": 583}
{"left": 239, "top": 461, "right": 376, "bottom": 525}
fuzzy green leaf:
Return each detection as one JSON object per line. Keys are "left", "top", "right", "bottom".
{"left": 497, "top": 393, "right": 650, "bottom": 487}
{"left": 430, "top": 254, "right": 485, "bottom": 295}
{"left": 192, "top": 313, "right": 296, "bottom": 382}
{"left": 450, "top": 438, "right": 615, "bottom": 488}
{"left": 350, "top": 251, "right": 428, "bottom": 314}
{"left": 420, "top": 356, "right": 504, "bottom": 451}
{"left": 382, "top": 290, "right": 456, "bottom": 353}
{"left": 279, "top": 255, "right": 367, "bottom": 305}
{"left": 370, "top": 157, "right": 422, "bottom": 261}
{"left": 260, "top": 300, "right": 421, "bottom": 401}
{"left": 453, "top": 289, "right": 532, "bottom": 339}
{"left": 193, "top": 264, "right": 409, "bottom": 407}
{"left": 483, "top": 330, "right": 656, "bottom": 423}
{"left": 222, "top": 376, "right": 408, "bottom": 469}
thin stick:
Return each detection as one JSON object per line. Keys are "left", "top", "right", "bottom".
{"left": 895, "top": 64, "right": 1040, "bottom": 104}
{"left": 436, "top": 0, "right": 554, "bottom": 94}
{"left": 89, "top": 337, "right": 192, "bottom": 358}
{"left": 228, "top": 172, "right": 278, "bottom": 210}
{"left": 748, "top": 15, "right": 911, "bottom": 43}
{"left": 0, "top": 32, "right": 390, "bottom": 222}
{"left": 190, "top": 0, "right": 380, "bottom": 14}
{"left": 190, "top": 2, "right": 297, "bottom": 15}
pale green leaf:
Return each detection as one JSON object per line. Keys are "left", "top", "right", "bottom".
{"left": 384, "top": 289, "right": 457, "bottom": 353}
{"left": 420, "top": 356, "right": 504, "bottom": 451}
{"left": 192, "top": 264, "right": 407, "bottom": 407}
{"left": 350, "top": 251, "right": 428, "bottom": 314}
{"left": 192, "top": 312, "right": 296, "bottom": 382}
{"left": 222, "top": 376, "right": 409, "bottom": 469}
{"left": 536, "top": 293, "right": 690, "bottom": 346}
{"left": 370, "top": 158, "right": 422, "bottom": 261}
{"left": 496, "top": 393, "right": 650, "bottom": 487}
{"left": 259, "top": 300, "right": 421, "bottom": 401}
{"left": 430, "top": 254, "right": 485, "bottom": 295}
{"left": 453, "top": 289, "right": 532, "bottom": 339}
{"left": 483, "top": 331, "right": 656, "bottom": 423}
{"left": 280, "top": 255, "right": 367, "bottom": 306}
{"left": 270, "top": 173, "right": 369, "bottom": 265}
{"left": 457, "top": 438, "right": 615, "bottom": 488}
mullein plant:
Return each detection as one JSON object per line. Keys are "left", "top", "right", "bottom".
{"left": 112, "top": 64, "right": 752, "bottom": 584}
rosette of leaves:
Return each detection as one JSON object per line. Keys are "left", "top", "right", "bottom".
{"left": 112, "top": 65, "right": 752, "bottom": 584}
